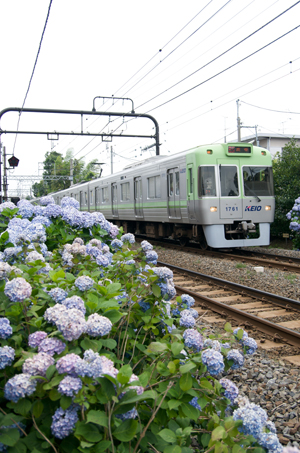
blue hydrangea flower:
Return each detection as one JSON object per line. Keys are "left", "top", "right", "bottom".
{"left": 48, "top": 287, "right": 68, "bottom": 303}
{"left": 138, "top": 300, "right": 151, "bottom": 312}
{"left": 0, "top": 262, "right": 12, "bottom": 279}
{"left": 40, "top": 195, "right": 55, "bottom": 206}
{"left": 227, "top": 349, "right": 244, "bottom": 369}
{"left": 86, "top": 314, "right": 112, "bottom": 337}
{"left": 58, "top": 376, "right": 82, "bottom": 397}
{"left": 61, "top": 197, "right": 80, "bottom": 210}
{"left": 180, "top": 294, "right": 195, "bottom": 308}
{"left": 183, "top": 329, "right": 203, "bottom": 352}
{"left": 111, "top": 239, "right": 123, "bottom": 251}
{"left": 233, "top": 328, "right": 248, "bottom": 341}
{"left": 153, "top": 267, "right": 173, "bottom": 280}
{"left": 179, "top": 314, "right": 196, "bottom": 328}
{"left": 28, "top": 331, "right": 48, "bottom": 348}
{"left": 189, "top": 397, "right": 202, "bottom": 411}
{"left": 5, "top": 277, "right": 32, "bottom": 302}
{"left": 55, "top": 308, "right": 87, "bottom": 341}
{"left": 56, "top": 354, "right": 82, "bottom": 376}
{"left": 31, "top": 215, "right": 52, "bottom": 227}
{"left": 96, "top": 254, "right": 110, "bottom": 267}
{"left": 74, "top": 275, "right": 94, "bottom": 291}
{"left": 145, "top": 250, "right": 158, "bottom": 264}
{"left": 16, "top": 200, "right": 34, "bottom": 218}
{"left": 121, "top": 233, "right": 135, "bottom": 244}
{"left": 0, "top": 346, "right": 15, "bottom": 369}
{"left": 22, "top": 352, "right": 55, "bottom": 378}
{"left": 51, "top": 405, "right": 79, "bottom": 439}
{"left": 0, "top": 318, "right": 13, "bottom": 339}
{"left": 109, "top": 224, "right": 119, "bottom": 238}
{"left": 201, "top": 349, "right": 225, "bottom": 375}
{"left": 180, "top": 308, "right": 199, "bottom": 319}
{"left": 25, "top": 251, "right": 45, "bottom": 263}
{"left": 242, "top": 337, "right": 258, "bottom": 355}
{"left": 44, "top": 203, "right": 62, "bottom": 218}
{"left": 38, "top": 338, "right": 66, "bottom": 356}
{"left": 4, "top": 373, "right": 37, "bottom": 403}
{"left": 115, "top": 408, "right": 138, "bottom": 421}
{"left": 203, "top": 339, "right": 221, "bottom": 351}
{"left": 259, "top": 433, "right": 283, "bottom": 453}
{"left": 219, "top": 378, "right": 239, "bottom": 403}
{"left": 75, "top": 350, "right": 117, "bottom": 379}
{"left": 62, "top": 295, "right": 86, "bottom": 314}
{"left": 0, "top": 201, "right": 17, "bottom": 213}
{"left": 233, "top": 402, "right": 268, "bottom": 437}
{"left": 141, "top": 240, "right": 153, "bottom": 252}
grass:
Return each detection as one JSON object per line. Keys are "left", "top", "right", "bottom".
{"left": 235, "top": 263, "right": 247, "bottom": 269}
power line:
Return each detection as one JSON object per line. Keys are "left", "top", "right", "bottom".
{"left": 121, "top": 0, "right": 232, "bottom": 98}
{"left": 240, "top": 100, "right": 300, "bottom": 115}
{"left": 13, "top": 0, "right": 53, "bottom": 154}
{"left": 145, "top": 24, "right": 300, "bottom": 113}
{"left": 137, "top": 1, "right": 300, "bottom": 110}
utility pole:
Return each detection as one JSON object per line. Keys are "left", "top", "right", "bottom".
{"left": 3, "top": 147, "right": 7, "bottom": 201}
{"left": 236, "top": 99, "right": 241, "bottom": 142}
{"left": 111, "top": 146, "right": 113, "bottom": 175}
{"left": 70, "top": 159, "right": 74, "bottom": 186}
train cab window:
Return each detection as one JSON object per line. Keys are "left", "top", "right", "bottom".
{"left": 198, "top": 166, "right": 216, "bottom": 197}
{"left": 243, "top": 166, "right": 274, "bottom": 196}
{"left": 102, "top": 187, "right": 109, "bottom": 203}
{"left": 220, "top": 165, "right": 239, "bottom": 197}
{"left": 148, "top": 176, "right": 161, "bottom": 198}
{"left": 121, "top": 182, "right": 130, "bottom": 201}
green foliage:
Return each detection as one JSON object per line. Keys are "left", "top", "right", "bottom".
{"left": 272, "top": 138, "right": 300, "bottom": 237}
{"left": 0, "top": 211, "right": 273, "bottom": 453}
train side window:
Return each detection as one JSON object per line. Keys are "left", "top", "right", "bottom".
{"left": 102, "top": 187, "right": 109, "bottom": 203}
{"left": 148, "top": 176, "right": 161, "bottom": 198}
{"left": 198, "top": 166, "right": 216, "bottom": 197}
{"left": 220, "top": 166, "right": 239, "bottom": 197}
{"left": 168, "top": 173, "right": 174, "bottom": 196}
{"left": 188, "top": 168, "right": 193, "bottom": 193}
{"left": 175, "top": 171, "right": 180, "bottom": 195}
{"left": 90, "top": 191, "right": 93, "bottom": 204}
{"left": 85, "top": 192, "right": 88, "bottom": 205}
{"left": 121, "top": 182, "right": 130, "bottom": 201}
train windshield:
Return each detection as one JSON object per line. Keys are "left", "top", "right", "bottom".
{"left": 220, "top": 165, "right": 239, "bottom": 197}
{"left": 243, "top": 166, "right": 274, "bottom": 196}
{"left": 198, "top": 166, "right": 216, "bottom": 197}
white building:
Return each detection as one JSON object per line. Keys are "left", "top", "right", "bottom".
{"left": 239, "top": 133, "right": 300, "bottom": 158}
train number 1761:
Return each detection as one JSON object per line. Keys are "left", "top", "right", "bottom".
{"left": 225, "top": 207, "right": 238, "bottom": 211}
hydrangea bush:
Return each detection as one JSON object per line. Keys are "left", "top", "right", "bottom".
{"left": 286, "top": 196, "right": 300, "bottom": 249}
{"left": 0, "top": 198, "right": 289, "bottom": 453}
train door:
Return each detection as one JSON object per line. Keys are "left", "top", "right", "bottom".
{"left": 167, "top": 168, "right": 181, "bottom": 219}
{"left": 111, "top": 183, "right": 118, "bottom": 217}
{"left": 134, "top": 177, "right": 143, "bottom": 218}
{"left": 217, "top": 160, "right": 242, "bottom": 219}
{"left": 187, "top": 164, "right": 196, "bottom": 220}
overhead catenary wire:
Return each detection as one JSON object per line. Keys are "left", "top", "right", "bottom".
{"left": 12, "top": 0, "right": 53, "bottom": 154}
{"left": 136, "top": 0, "right": 300, "bottom": 110}
{"left": 240, "top": 100, "right": 300, "bottom": 115}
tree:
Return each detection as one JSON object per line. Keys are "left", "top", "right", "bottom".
{"left": 31, "top": 149, "right": 99, "bottom": 196}
{"left": 271, "top": 138, "right": 300, "bottom": 237}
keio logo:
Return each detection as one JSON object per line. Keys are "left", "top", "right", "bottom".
{"left": 245, "top": 206, "right": 262, "bottom": 211}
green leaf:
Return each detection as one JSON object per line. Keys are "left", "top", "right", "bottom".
{"left": 201, "top": 433, "right": 211, "bottom": 447}
{"left": 14, "top": 399, "right": 32, "bottom": 416}
{"left": 181, "top": 402, "right": 199, "bottom": 421}
{"left": 100, "top": 339, "right": 117, "bottom": 349}
{"left": 164, "top": 446, "right": 182, "bottom": 453}
{"left": 171, "top": 342, "right": 184, "bottom": 356}
{"left": 103, "top": 309, "right": 123, "bottom": 324}
{"left": 75, "top": 422, "right": 102, "bottom": 443}
{"left": 86, "top": 410, "right": 108, "bottom": 428}
{"left": 8, "top": 439, "right": 27, "bottom": 453}
{"left": 179, "top": 373, "right": 192, "bottom": 392}
{"left": 112, "top": 419, "right": 138, "bottom": 442}
{"left": 167, "top": 361, "right": 176, "bottom": 374}
{"left": 49, "top": 388, "right": 61, "bottom": 401}
{"left": 46, "top": 364, "right": 56, "bottom": 381}
{"left": 224, "top": 322, "right": 232, "bottom": 332}
{"left": 92, "top": 440, "right": 112, "bottom": 452}
{"left": 167, "top": 399, "right": 182, "bottom": 410}
{"left": 80, "top": 338, "right": 99, "bottom": 352}
{"left": 179, "top": 361, "right": 196, "bottom": 374}
{"left": 211, "top": 426, "right": 227, "bottom": 441}
{"left": 119, "top": 389, "right": 156, "bottom": 405}
{"left": 97, "top": 378, "right": 115, "bottom": 403}
{"left": 151, "top": 284, "right": 161, "bottom": 298}
{"left": 60, "top": 395, "right": 73, "bottom": 410}
{"left": 32, "top": 400, "right": 44, "bottom": 418}
{"left": 107, "top": 283, "right": 121, "bottom": 294}
{"left": 147, "top": 342, "right": 168, "bottom": 354}
{"left": 49, "top": 269, "right": 65, "bottom": 282}
{"left": 0, "top": 428, "right": 20, "bottom": 446}
{"left": 158, "top": 428, "right": 177, "bottom": 443}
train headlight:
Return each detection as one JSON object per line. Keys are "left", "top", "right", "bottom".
{"left": 265, "top": 205, "right": 271, "bottom": 211}
{"left": 210, "top": 206, "right": 218, "bottom": 212}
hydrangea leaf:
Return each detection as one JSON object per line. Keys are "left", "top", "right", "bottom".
{"left": 86, "top": 410, "right": 108, "bottom": 428}
{"left": 112, "top": 419, "right": 138, "bottom": 442}
{"left": 158, "top": 428, "right": 177, "bottom": 443}
{"left": 0, "top": 428, "right": 20, "bottom": 446}
{"left": 147, "top": 342, "right": 168, "bottom": 354}
{"left": 211, "top": 425, "right": 227, "bottom": 441}
{"left": 13, "top": 399, "right": 32, "bottom": 416}
{"left": 179, "top": 373, "right": 193, "bottom": 391}
{"left": 32, "top": 400, "right": 44, "bottom": 418}
{"left": 171, "top": 342, "right": 184, "bottom": 356}
{"left": 75, "top": 421, "right": 102, "bottom": 443}
{"left": 180, "top": 402, "right": 199, "bottom": 421}
{"left": 92, "top": 440, "right": 112, "bottom": 453}
{"left": 179, "top": 361, "right": 196, "bottom": 374}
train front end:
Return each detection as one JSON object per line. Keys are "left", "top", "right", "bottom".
{"left": 188, "top": 143, "right": 275, "bottom": 248}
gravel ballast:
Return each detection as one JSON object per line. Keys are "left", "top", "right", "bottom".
{"left": 156, "top": 245, "right": 300, "bottom": 447}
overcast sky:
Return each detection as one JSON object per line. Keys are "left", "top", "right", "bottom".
{"left": 0, "top": 0, "right": 299, "bottom": 196}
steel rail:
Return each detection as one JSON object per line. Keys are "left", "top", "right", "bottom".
{"left": 157, "top": 261, "right": 300, "bottom": 347}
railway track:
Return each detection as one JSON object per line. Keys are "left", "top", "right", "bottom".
{"left": 138, "top": 237, "right": 300, "bottom": 273}
{"left": 157, "top": 261, "right": 300, "bottom": 365}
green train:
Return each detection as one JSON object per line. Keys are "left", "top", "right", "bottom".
{"left": 48, "top": 142, "right": 275, "bottom": 249}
